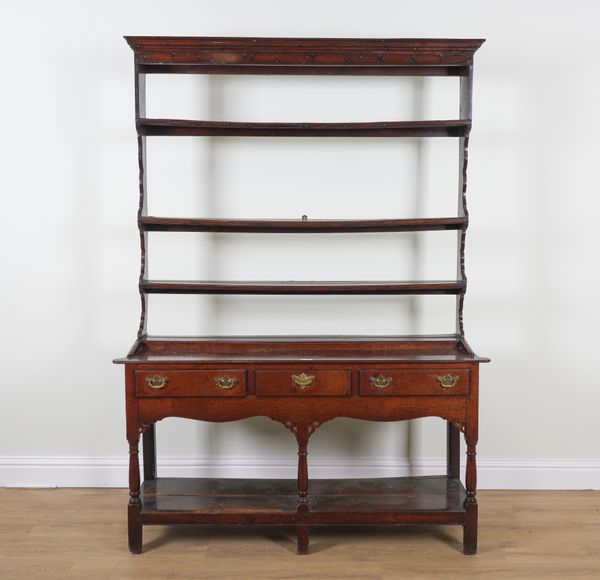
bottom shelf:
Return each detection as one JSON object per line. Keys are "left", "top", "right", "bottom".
{"left": 140, "top": 476, "right": 466, "bottom": 526}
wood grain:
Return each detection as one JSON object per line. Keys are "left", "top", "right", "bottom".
{"left": 0, "top": 489, "right": 598, "bottom": 579}
{"left": 125, "top": 36, "right": 485, "bottom": 71}
{"left": 138, "top": 118, "right": 470, "bottom": 138}
{"left": 139, "top": 280, "right": 467, "bottom": 295}
{"left": 140, "top": 216, "right": 468, "bottom": 233}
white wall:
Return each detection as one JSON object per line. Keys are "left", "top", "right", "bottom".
{"left": 1, "top": 0, "right": 599, "bottom": 488}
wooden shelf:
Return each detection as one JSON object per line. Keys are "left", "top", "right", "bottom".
{"left": 138, "top": 118, "right": 470, "bottom": 138}
{"left": 141, "top": 216, "right": 468, "bottom": 233}
{"left": 140, "top": 280, "right": 466, "bottom": 295}
{"left": 140, "top": 476, "right": 466, "bottom": 525}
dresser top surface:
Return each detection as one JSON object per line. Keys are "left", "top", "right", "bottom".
{"left": 115, "top": 335, "right": 488, "bottom": 364}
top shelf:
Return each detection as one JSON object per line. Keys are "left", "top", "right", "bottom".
{"left": 126, "top": 36, "right": 485, "bottom": 76}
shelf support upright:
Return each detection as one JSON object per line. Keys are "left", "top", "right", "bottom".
{"left": 447, "top": 64, "right": 474, "bottom": 489}
{"left": 446, "top": 62, "right": 473, "bottom": 479}
{"left": 456, "top": 61, "right": 478, "bottom": 554}
{"left": 456, "top": 63, "right": 473, "bottom": 339}
{"left": 134, "top": 63, "right": 157, "bottom": 482}
{"left": 135, "top": 64, "right": 148, "bottom": 340}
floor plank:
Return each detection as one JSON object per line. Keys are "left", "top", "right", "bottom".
{"left": 0, "top": 488, "right": 598, "bottom": 579}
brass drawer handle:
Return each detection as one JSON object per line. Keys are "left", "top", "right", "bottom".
{"left": 214, "top": 375, "right": 238, "bottom": 390}
{"left": 145, "top": 375, "right": 168, "bottom": 391}
{"left": 437, "top": 374, "right": 459, "bottom": 389}
{"left": 369, "top": 375, "right": 393, "bottom": 390}
{"left": 291, "top": 373, "right": 315, "bottom": 389}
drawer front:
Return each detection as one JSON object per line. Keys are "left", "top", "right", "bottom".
{"left": 359, "top": 369, "right": 469, "bottom": 396}
{"left": 135, "top": 370, "right": 247, "bottom": 397}
{"left": 255, "top": 369, "right": 351, "bottom": 396}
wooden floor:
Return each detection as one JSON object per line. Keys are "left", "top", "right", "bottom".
{"left": 1, "top": 488, "right": 599, "bottom": 579}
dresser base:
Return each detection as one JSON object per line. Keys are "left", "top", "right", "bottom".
{"left": 117, "top": 336, "right": 485, "bottom": 556}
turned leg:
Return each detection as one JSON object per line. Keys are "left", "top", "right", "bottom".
{"left": 143, "top": 423, "right": 157, "bottom": 481}
{"left": 128, "top": 433, "right": 142, "bottom": 554}
{"left": 446, "top": 421, "right": 460, "bottom": 480}
{"left": 295, "top": 422, "right": 311, "bottom": 555}
{"left": 279, "top": 420, "right": 324, "bottom": 555}
{"left": 463, "top": 435, "right": 478, "bottom": 555}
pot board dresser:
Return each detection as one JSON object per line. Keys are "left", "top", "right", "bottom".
{"left": 115, "top": 36, "right": 489, "bottom": 555}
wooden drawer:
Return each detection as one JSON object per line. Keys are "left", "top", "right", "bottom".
{"left": 255, "top": 369, "right": 351, "bottom": 396}
{"left": 359, "top": 369, "right": 469, "bottom": 396}
{"left": 135, "top": 370, "right": 247, "bottom": 397}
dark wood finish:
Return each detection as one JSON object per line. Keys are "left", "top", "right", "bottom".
{"left": 138, "top": 118, "right": 470, "bottom": 138}
{"left": 141, "top": 216, "right": 468, "bottom": 233}
{"left": 447, "top": 421, "right": 461, "bottom": 480}
{"left": 464, "top": 365, "right": 479, "bottom": 554}
{"left": 358, "top": 368, "right": 469, "bottom": 396}
{"left": 295, "top": 423, "right": 310, "bottom": 554}
{"left": 120, "top": 335, "right": 488, "bottom": 363}
{"left": 455, "top": 65, "right": 473, "bottom": 337}
{"left": 138, "top": 476, "right": 466, "bottom": 524}
{"left": 135, "top": 62, "right": 148, "bottom": 340}
{"left": 125, "top": 366, "right": 142, "bottom": 554}
{"left": 134, "top": 370, "right": 247, "bottom": 398}
{"left": 134, "top": 383, "right": 469, "bottom": 426}
{"left": 125, "top": 36, "right": 484, "bottom": 69}
{"left": 142, "top": 424, "right": 156, "bottom": 481}
{"left": 118, "top": 36, "right": 487, "bottom": 556}
{"left": 140, "top": 280, "right": 466, "bottom": 295}
{"left": 255, "top": 369, "right": 351, "bottom": 397}
{"left": 139, "top": 63, "right": 470, "bottom": 77}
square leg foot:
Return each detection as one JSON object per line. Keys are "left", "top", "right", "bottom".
{"left": 297, "top": 525, "right": 309, "bottom": 555}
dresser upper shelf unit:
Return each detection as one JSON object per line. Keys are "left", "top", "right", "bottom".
{"left": 125, "top": 36, "right": 484, "bottom": 76}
